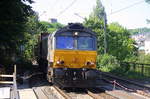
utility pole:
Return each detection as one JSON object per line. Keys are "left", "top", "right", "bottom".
{"left": 103, "top": 12, "right": 107, "bottom": 54}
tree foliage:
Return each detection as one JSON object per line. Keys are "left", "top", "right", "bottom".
{"left": 0, "top": 0, "right": 33, "bottom": 45}
{"left": 23, "top": 16, "right": 64, "bottom": 60}
{"left": 84, "top": 0, "right": 137, "bottom": 61}
{"left": 146, "top": 0, "right": 150, "bottom": 3}
{"left": 40, "top": 21, "right": 64, "bottom": 33}
{"left": 22, "top": 13, "right": 46, "bottom": 60}
{"left": 92, "top": 0, "right": 106, "bottom": 20}
{"left": 84, "top": 18, "right": 137, "bottom": 61}
{"left": 84, "top": 17, "right": 105, "bottom": 54}
{"left": 84, "top": 0, "right": 106, "bottom": 54}
{"left": 107, "top": 23, "right": 137, "bottom": 60}
{"left": 0, "top": 0, "right": 33, "bottom": 66}
{"left": 0, "top": 0, "right": 63, "bottom": 64}
{"left": 97, "top": 54, "right": 120, "bottom": 72}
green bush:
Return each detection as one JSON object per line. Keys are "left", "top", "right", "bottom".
{"left": 97, "top": 54, "right": 120, "bottom": 72}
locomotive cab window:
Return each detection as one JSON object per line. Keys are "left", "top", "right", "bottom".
{"left": 77, "top": 37, "right": 96, "bottom": 50}
{"left": 55, "top": 31, "right": 96, "bottom": 50}
{"left": 56, "top": 36, "right": 74, "bottom": 49}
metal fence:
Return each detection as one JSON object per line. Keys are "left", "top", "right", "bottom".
{"left": 121, "top": 62, "right": 150, "bottom": 77}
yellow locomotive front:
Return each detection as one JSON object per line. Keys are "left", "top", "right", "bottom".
{"left": 46, "top": 23, "right": 99, "bottom": 88}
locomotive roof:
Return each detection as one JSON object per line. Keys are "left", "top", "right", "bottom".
{"left": 55, "top": 23, "right": 96, "bottom": 36}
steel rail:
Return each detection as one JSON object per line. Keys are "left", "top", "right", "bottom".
{"left": 33, "top": 87, "right": 49, "bottom": 99}
{"left": 86, "top": 89, "right": 101, "bottom": 99}
{"left": 53, "top": 86, "right": 71, "bottom": 99}
{"left": 87, "top": 88, "right": 118, "bottom": 99}
{"left": 32, "top": 89, "right": 39, "bottom": 99}
{"left": 101, "top": 72, "right": 150, "bottom": 90}
{"left": 101, "top": 72, "right": 150, "bottom": 98}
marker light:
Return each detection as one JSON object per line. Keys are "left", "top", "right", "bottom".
{"left": 56, "top": 61, "right": 60, "bottom": 64}
{"left": 74, "top": 32, "right": 78, "bottom": 36}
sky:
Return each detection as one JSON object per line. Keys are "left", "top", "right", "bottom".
{"left": 31, "top": 0, "right": 150, "bottom": 29}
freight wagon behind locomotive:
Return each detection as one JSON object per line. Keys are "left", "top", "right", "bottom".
{"left": 36, "top": 23, "right": 99, "bottom": 88}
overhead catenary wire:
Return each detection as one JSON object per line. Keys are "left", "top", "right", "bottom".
{"left": 74, "top": 0, "right": 144, "bottom": 19}
{"left": 57, "top": 0, "right": 77, "bottom": 17}
{"left": 74, "top": 13, "right": 85, "bottom": 20}
{"left": 109, "top": 0, "right": 144, "bottom": 15}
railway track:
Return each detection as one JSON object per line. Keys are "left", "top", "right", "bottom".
{"left": 32, "top": 86, "right": 92, "bottom": 99}
{"left": 43, "top": 86, "right": 93, "bottom": 99}
{"left": 31, "top": 85, "right": 117, "bottom": 99}
{"left": 18, "top": 71, "right": 150, "bottom": 99}
{"left": 52, "top": 86, "right": 71, "bottom": 99}
{"left": 50, "top": 86, "right": 118, "bottom": 99}
{"left": 100, "top": 71, "right": 150, "bottom": 98}
{"left": 20, "top": 85, "right": 147, "bottom": 99}
{"left": 101, "top": 72, "right": 150, "bottom": 90}
{"left": 87, "top": 88, "right": 117, "bottom": 99}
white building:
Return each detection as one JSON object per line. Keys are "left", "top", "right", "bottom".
{"left": 131, "top": 33, "right": 150, "bottom": 54}
{"left": 145, "top": 35, "right": 150, "bottom": 54}
{"left": 131, "top": 33, "right": 146, "bottom": 52}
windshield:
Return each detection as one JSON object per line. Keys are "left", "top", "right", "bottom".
{"left": 77, "top": 37, "right": 95, "bottom": 50}
{"left": 56, "top": 36, "right": 96, "bottom": 50}
{"left": 56, "top": 36, "right": 74, "bottom": 49}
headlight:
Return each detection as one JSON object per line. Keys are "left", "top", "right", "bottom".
{"left": 56, "top": 60, "right": 64, "bottom": 65}
{"left": 56, "top": 61, "right": 60, "bottom": 64}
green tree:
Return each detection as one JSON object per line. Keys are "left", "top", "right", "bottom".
{"left": 92, "top": 0, "right": 106, "bottom": 21}
{"left": 84, "top": 0, "right": 107, "bottom": 54}
{"left": 97, "top": 54, "right": 120, "bottom": 72}
{"left": 84, "top": 17, "right": 105, "bottom": 54}
{"left": 146, "top": 0, "right": 150, "bottom": 3}
{"left": 85, "top": 18, "right": 137, "bottom": 61}
{"left": 23, "top": 13, "right": 46, "bottom": 60}
{"left": 25, "top": 14, "right": 47, "bottom": 35}
{"left": 23, "top": 17, "right": 64, "bottom": 60}
{"left": 40, "top": 21, "right": 64, "bottom": 33}
{"left": 84, "top": 0, "right": 137, "bottom": 61}
{"left": 0, "top": 0, "right": 33, "bottom": 66}
{"left": 108, "top": 23, "right": 137, "bottom": 60}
